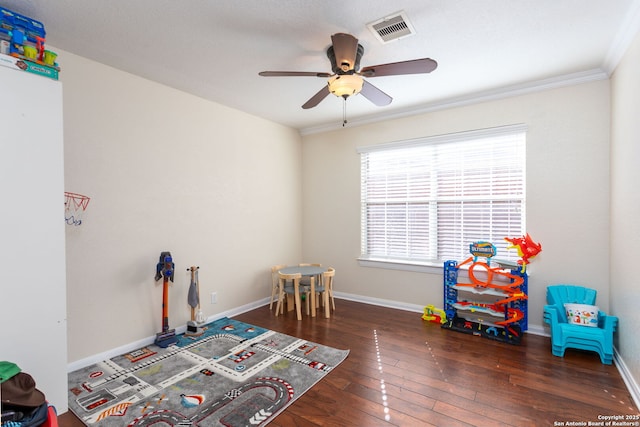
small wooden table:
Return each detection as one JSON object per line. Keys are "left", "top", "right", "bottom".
{"left": 278, "top": 265, "right": 327, "bottom": 318}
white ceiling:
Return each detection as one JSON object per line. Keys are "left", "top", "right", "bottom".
{"left": 3, "top": 0, "right": 640, "bottom": 133}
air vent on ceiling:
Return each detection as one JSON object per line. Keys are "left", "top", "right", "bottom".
{"left": 367, "top": 11, "right": 416, "bottom": 44}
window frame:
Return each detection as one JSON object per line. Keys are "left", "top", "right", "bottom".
{"left": 357, "top": 124, "right": 527, "bottom": 272}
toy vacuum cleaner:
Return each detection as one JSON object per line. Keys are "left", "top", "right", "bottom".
{"left": 154, "top": 251, "right": 178, "bottom": 347}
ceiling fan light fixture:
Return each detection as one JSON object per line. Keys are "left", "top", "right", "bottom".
{"left": 328, "top": 74, "right": 363, "bottom": 99}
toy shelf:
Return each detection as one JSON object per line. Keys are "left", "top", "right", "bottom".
{"left": 442, "top": 259, "right": 528, "bottom": 345}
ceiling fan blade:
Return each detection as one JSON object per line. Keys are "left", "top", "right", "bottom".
{"left": 360, "top": 80, "right": 392, "bottom": 106}
{"left": 360, "top": 58, "right": 438, "bottom": 77}
{"left": 331, "top": 33, "right": 359, "bottom": 72}
{"left": 259, "top": 71, "right": 332, "bottom": 77}
{"left": 302, "top": 86, "right": 331, "bottom": 109}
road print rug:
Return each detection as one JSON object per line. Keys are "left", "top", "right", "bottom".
{"left": 67, "top": 317, "right": 349, "bottom": 426}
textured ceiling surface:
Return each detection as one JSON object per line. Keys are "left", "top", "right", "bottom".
{"left": 2, "top": 0, "right": 639, "bottom": 132}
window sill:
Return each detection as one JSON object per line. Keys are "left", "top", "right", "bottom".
{"left": 357, "top": 258, "right": 443, "bottom": 274}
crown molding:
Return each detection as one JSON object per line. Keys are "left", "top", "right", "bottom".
{"left": 602, "top": 0, "right": 640, "bottom": 74}
{"left": 300, "top": 68, "right": 609, "bottom": 136}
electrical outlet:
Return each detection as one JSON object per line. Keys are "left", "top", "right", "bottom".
{"left": 211, "top": 292, "right": 217, "bottom": 304}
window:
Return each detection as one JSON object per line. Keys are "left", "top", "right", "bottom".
{"left": 358, "top": 125, "right": 526, "bottom": 268}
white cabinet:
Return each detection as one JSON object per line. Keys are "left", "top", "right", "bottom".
{"left": 0, "top": 66, "right": 67, "bottom": 412}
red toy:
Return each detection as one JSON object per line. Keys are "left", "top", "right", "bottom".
{"left": 504, "top": 233, "right": 542, "bottom": 271}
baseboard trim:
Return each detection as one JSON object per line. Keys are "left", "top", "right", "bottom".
{"left": 67, "top": 298, "right": 270, "bottom": 372}
{"left": 335, "top": 291, "right": 551, "bottom": 336}
{"left": 333, "top": 291, "right": 425, "bottom": 313}
{"left": 614, "top": 348, "right": 640, "bottom": 411}
{"left": 525, "top": 324, "right": 548, "bottom": 337}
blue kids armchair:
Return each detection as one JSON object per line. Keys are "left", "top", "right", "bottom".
{"left": 543, "top": 284, "right": 618, "bottom": 364}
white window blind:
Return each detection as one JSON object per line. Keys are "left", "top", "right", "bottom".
{"left": 359, "top": 125, "right": 526, "bottom": 265}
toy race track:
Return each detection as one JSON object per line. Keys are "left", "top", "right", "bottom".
{"left": 442, "top": 246, "right": 529, "bottom": 345}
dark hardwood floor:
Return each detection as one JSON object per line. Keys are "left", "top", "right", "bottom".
{"left": 59, "top": 300, "right": 638, "bottom": 426}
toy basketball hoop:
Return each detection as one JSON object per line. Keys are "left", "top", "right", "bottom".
{"left": 65, "top": 192, "right": 90, "bottom": 226}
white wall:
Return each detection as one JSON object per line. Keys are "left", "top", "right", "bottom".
{"left": 610, "top": 30, "right": 640, "bottom": 397}
{"left": 0, "top": 66, "right": 67, "bottom": 412}
{"left": 301, "top": 80, "right": 611, "bottom": 333}
{"left": 59, "top": 49, "right": 303, "bottom": 363}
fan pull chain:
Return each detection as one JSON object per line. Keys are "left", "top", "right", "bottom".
{"left": 342, "top": 98, "right": 348, "bottom": 126}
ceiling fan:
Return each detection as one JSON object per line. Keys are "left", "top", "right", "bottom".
{"left": 259, "top": 33, "right": 438, "bottom": 110}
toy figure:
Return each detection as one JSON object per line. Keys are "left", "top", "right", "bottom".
{"left": 504, "top": 233, "right": 542, "bottom": 271}
{"left": 422, "top": 304, "right": 447, "bottom": 324}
